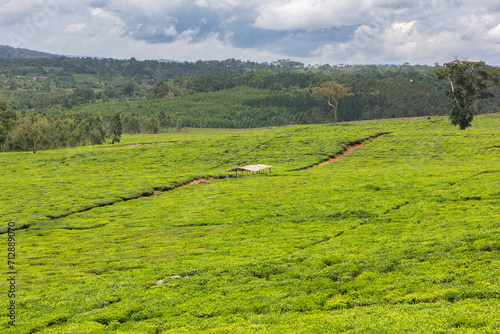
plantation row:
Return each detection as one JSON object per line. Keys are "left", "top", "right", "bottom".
{"left": 1, "top": 116, "right": 499, "bottom": 332}
{"left": 71, "top": 87, "right": 331, "bottom": 129}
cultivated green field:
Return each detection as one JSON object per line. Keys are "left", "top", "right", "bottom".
{"left": 1, "top": 116, "right": 499, "bottom": 333}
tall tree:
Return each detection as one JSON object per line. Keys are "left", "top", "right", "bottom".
{"left": 122, "top": 82, "right": 135, "bottom": 97}
{"left": 89, "top": 116, "right": 106, "bottom": 145}
{"left": 435, "top": 59, "right": 500, "bottom": 129}
{"left": 311, "top": 81, "right": 354, "bottom": 125}
{"left": 150, "top": 81, "right": 170, "bottom": 99}
{"left": 158, "top": 111, "right": 168, "bottom": 128}
{"left": 110, "top": 112, "right": 122, "bottom": 144}
{"left": 0, "top": 101, "right": 17, "bottom": 150}
{"left": 71, "top": 87, "right": 96, "bottom": 105}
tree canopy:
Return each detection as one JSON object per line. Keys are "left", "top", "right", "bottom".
{"left": 110, "top": 113, "right": 122, "bottom": 144}
{"left": 311, "top": 81, "right": 354, "bottom": 125}
{"left": 9, "top": 114, "right": 51, "bottom": 153}
{"left": 435, "top": 59, "right": 500, "bottom": 129}
{"left": 0, "top": 101, "right": 17, "bottom": 149}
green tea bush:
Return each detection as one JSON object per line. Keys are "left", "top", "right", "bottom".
{"left": 1, "top": 116, "right": 500, "bottom": 333}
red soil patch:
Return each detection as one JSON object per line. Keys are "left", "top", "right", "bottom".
{"left": 313, "top": 134, "right": 385, "bottom": 168}
{"left": 174, "top": 178, "right": 218, "bottom": 188}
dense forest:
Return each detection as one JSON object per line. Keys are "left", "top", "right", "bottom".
{"left": 1, "top": 45, "right": 500, "bottom": 152}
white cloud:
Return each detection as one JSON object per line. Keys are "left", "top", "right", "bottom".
{"left": 456, "top": 14, "right": 497, "bottom": 41}
{"left": 311, "top": 14, "right": 489, "bottom": 65}
{"left": 252, "top": 0, "right": 425, "bottom": 32}
{"left": 164, "top": 25, "right": 178, "bottom": 37}
{"left": 195, "top": 0, "right": 243, "bottom": 11}
{"left": 0, "top": 0, "right": 498, "bottom": 65}
{"left": 89, "top": 7, "right": 126, "bottom": 37}
{"left": 0, "top": 0, "right": 52, "bottom": 26}
{"left": 64, "top": 23, "right": 87, "bottom": 34}
{"left": 391, "top": 21, "right": 415, "bottom": 34}
{"left": 254, "top": 1, "right": 369, "bottom": 31}
{"left": 487, "top": 24, "right": 500, "bottom": 42}
{"left": 90, "top": 7, "right": 121, "bottom": 23}
{"left": 101, "top": 0, "right": 186, "bottom": 20}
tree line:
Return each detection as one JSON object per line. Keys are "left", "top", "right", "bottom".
{"left": 0, "top": 101, "right": 123, "bottom": 153}
{"left": 2, "top": 54, "right": 500, "bottom": 152}
{"left": 4, "top": 54, "right": 499, "bottom": 120}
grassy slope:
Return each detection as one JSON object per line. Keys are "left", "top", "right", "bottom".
{"left": 0, "top": 124, "right": 385, "bottom": 226}
{"left": 1, "top": 116, "right": 499, "bottom": 333}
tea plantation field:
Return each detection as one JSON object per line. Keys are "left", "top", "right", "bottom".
{"left": 1, "top": 116, "right": 499, "bottom": 333}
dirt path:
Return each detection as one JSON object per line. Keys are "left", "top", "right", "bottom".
{"left": 313, "top": 134, "right": 385, "bottom": 168}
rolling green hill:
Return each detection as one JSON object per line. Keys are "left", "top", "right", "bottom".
{"left": 69, "top": 86, "right": 330, "bottom": 129}
{"left": 1, "top": 115, "right": 499, "bottom": 333}
{"left": 1, "top": 49, "right": 499, "bottom": 153}
{"left": 0, "top": 45, "right": 59, "bottom": 59}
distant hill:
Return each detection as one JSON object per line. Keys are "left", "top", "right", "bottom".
{"left": 0, "top": 45, "right": 60, "bottom": 59}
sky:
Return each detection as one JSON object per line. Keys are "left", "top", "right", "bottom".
{"left": 0, "top": 0, "right": 499, "bottom": 65}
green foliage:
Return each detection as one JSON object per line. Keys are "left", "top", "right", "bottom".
{"left": 110, "top": 113, "right": 122, "bottom": 144}
{"left": 6, "top": 64, "right": 485, "bottom": 152}
{"left": 449, "top": 106, "right": 475, "bottom": 130}
{"left": 2, "top": 55, "right": 499, "bottom": 123}
{"left": 0, "top": 100, "right": 17, "bottom": 149}
{"left": 435, "top": 59, "right": 500, "bottom": 129}
{"left": 311, "top": 81, "right": 354, "bottom": 125}
{"left": 68, "top": 86, "right": 333, "bottom": 130}
{"left": 8, "top": 114, "right": 52, "bottom": 153}
{"left": 1, "top": 104, "right": 115, "bottom": 152}
{"left": 1, "top": 116, "right": 499, "bottom": 333}
{"left": 0, "top": 124, "right": 388, "bottom": 224}
{"left": 121, "top": 82, "right": 135, "bottom": 96}
{"left": 75, "top": 115, "right": 107, "bottom": 145}
{"left": 0, "top": 45, "right": 59, "bottom": 59}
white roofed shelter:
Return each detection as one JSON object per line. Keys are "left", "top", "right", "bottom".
{"left": 225, "top": 164, "right": 272, "bottom": 178}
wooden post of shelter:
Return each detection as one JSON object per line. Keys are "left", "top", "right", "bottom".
{"left": 225, "top": 165, "right": 273, "bottom": 179}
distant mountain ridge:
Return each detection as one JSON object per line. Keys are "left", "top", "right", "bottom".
{"left": 0, "top": 45, "right": 184, "bottom": 62}
{"left": 0, "top": 45, "right": 60, "bottom": 59}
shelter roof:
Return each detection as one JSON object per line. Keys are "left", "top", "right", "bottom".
{"left": 226, "top": 164, "right": 272, "bottom": 172}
